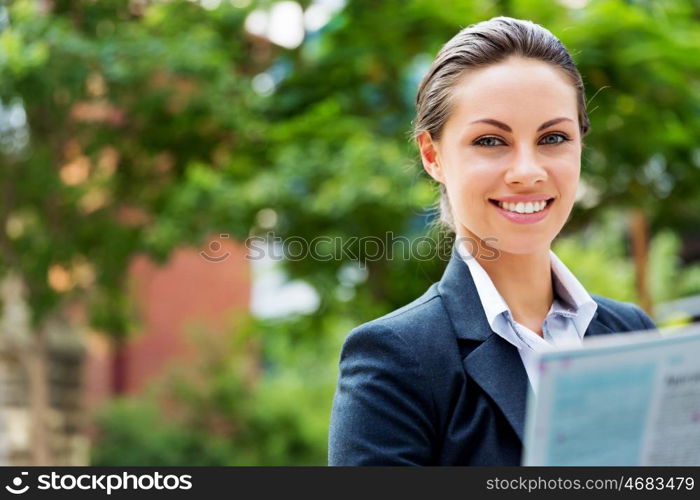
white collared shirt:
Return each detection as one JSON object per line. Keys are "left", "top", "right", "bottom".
{"left": 457, "top": 241, "right": 598, "bottom": 394}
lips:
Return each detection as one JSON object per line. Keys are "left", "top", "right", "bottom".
{"left": 488, "top": 197, "right": 555, "bottom": 224}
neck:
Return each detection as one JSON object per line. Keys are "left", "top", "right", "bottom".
{"left": 459, "top": 230, "right": 554, "bottom": 335}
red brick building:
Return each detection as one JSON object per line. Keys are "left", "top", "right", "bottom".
{"left": 83, "top": 237, "right": 251, "bottom": 410}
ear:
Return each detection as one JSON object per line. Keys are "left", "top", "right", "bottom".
{"left": 417, "top": 131, "right": 445, "bottom": 183}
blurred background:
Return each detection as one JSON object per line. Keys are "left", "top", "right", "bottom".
{"left": 0, "top": 0, "right": 700, "bottom": 465}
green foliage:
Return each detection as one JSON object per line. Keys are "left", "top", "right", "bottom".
{"left": 4, "top": 0, "right": 700, "bottom": 334}
{"left": 648, "top": 230, "right": 700, "bottom": 304}
{"left": 0, "top": 0, "right": 264, "bottom": 333}
{"left": 92, "top": 314, "right": 348, "bottom": 465}
{"left": 91, "top": 399, "right": 236, "bottom": 466}
{"left": 554, "top": 210, "right": 700, "bottom": 305}
{"left": 559, "top": 2, "right": 700, "bottom": 232}
{"left": 553, "top": 212, "right": 637, "bottom": 303}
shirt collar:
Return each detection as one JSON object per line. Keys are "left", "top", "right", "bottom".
{"left": 548, "top": 250, "right": 598, "bottom": 337}
{"left": 456, "top": 241, "right": 509, "bottom": 327}
{"left": 548, "top": 250, "right": 594, "bottom": 313}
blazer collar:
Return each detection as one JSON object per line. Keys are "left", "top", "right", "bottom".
{"left": 436, "top": 244, "right": 615, "bottom": 443}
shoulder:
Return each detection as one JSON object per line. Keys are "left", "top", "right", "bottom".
{"left": 340, "top": 283, "right": 455, "bottom": 362}
{"left": 330, "top": 286, "right": 446, "bottom": 465}
{"left": 590, "top": 294, "right": 657, "bottom": 331}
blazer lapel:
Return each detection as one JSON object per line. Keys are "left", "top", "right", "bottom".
{"left": 437, "top": 245, "right": 621, "bottom": 444}
{"left": 462, "top": 336, "right": 529, "bottom": 442}
{"left": 584, "top": 310, "right": 615, "bottom": 337}
{"left": 437, "top": 245, "right": 528, "bottom": 442}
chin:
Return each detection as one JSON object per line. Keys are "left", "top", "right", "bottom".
{"left": 479, "top": 233, "right": 554, "bottom": 257}
{"left": 456, "top": 221, "right": 558, "bottom": 257}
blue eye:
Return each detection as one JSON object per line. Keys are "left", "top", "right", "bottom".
{"left": 539, "top": 133, "right": 569, "bottom": 145}
{"left": 474, "top": 136, "right": 505, "bottom": 147}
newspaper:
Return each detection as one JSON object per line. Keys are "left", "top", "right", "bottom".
{"left": 523, "top": 324, "right": 700, "bottom": 466}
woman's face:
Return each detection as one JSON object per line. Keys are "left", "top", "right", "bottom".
{"left": 419, "top": 56, "right": 582, "bottom": 256}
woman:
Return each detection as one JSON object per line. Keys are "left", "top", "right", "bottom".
{"left": 328, "top": 17, "right": 657, "bottom": 466}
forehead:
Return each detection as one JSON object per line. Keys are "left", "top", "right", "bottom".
{"left": 445, "top": 56, "right": 578, "bottom": 127}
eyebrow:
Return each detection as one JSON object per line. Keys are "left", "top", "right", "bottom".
{"left": 469, "top": 117, "right": 574, "bottom": 132}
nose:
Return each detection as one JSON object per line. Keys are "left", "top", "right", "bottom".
{"left": 504, "top": 146, "right": 547, "bottom": 186}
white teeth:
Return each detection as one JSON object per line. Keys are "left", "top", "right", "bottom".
{"left": 497, "top": 199, "right": 550, "bottom": 214}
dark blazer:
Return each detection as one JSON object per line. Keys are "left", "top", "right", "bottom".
{"left": 328, "top": 245, "right": 657, "bottom": 466}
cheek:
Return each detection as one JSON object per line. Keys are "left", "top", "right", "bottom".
{"left": 443, "top": 162, "right": 496, "bottom": 214}
{"left": 555, "top": 155, "right": 581, "bottom": 197}
{"left": 444, "top": 154, "right": 500, "bottom": 191}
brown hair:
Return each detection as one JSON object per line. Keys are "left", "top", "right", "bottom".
{"left": 414, "top": 16, "right": 589, "bottom": 232}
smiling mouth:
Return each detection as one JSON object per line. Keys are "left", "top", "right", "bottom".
{"left": 488, "top": 197, "right": 555, "bottom": 214}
